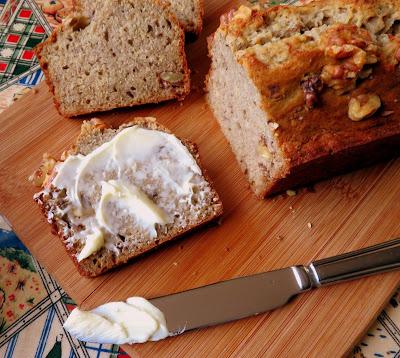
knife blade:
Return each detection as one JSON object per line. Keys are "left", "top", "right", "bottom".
{"left": 150, "top": 238, "right": 400, "bottom": 335}
{"left": 151, "top": 266, "right": 311, "bottom": 334}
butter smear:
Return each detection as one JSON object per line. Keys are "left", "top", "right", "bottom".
{"left": 51, "top": 125, "right": 202, "bottom": 261}
{"left": 63, "top": 297, "right": 169, "bottom": 344}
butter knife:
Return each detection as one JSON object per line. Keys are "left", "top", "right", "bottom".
{"left": 151, "top": 238, "right": 400, "bottom": 335}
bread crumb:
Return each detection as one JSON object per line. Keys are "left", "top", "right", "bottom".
{"left": 307, "top": 222, "right": 313, "bottom": 229}
{"left": 286, "top": 189, "right": 297, "bottom": 196}
{"left": 33, "top": 88, "right": 39, "bottom": 94}
{"left": 173, "top": 262, "right": 178, "bottom": 266}
{"left": 289, "top": 205, "right": 293, "bottom": 210}
{"left": 269, "top": 122, "right": 279, "bottom": 130}
{"left": 382, "top": 111, "right": 394, "bottom": 117}
{"left": 225, "top": 247, "right": 230, "bottom": 252}
{"left": 276, "top": 235, "right": 284, "bottom": 240}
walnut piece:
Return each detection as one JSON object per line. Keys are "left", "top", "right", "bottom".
{"left": 348, "top": 94, "right": 381, "bottom": 121}
{"left": 160, "top": 72, "right": 184, "bottom": 88}
{"left": 29, "top": 153, "right": 57, "bottom": 187}
{"left": 160, "top": 72, "right": 184, "bottom": 83}
{"left": 321, "top": 25, "right": 379, "bottom": 94}
{"left": 300, "top": 74, "right": 323, "bottom": 108}
{"left": 257, "top": 143, "right": 272, "bottom": 160}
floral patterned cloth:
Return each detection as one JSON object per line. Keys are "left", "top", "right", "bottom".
{"left": 0, "top": 0, "right": 399, "bottom": 357}
{"left": 0, "top": 216, "right": 128, "bottom": 358}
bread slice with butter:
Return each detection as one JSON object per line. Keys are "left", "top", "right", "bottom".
{"left": 31, "top": 118, "right": 223, "bottom": 277}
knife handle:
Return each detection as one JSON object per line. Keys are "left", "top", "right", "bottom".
{"left": 306, "top": 238, "right": 400, "bottom": 287}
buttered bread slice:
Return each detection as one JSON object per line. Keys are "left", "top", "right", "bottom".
{"left": 35, "top": 0, "right": 190, "bottom": 117}
{"left": 32, "top": 118, "right": 222, "bottom": 276}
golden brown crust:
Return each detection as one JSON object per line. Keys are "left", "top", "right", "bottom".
{"left": 35, "top": 29, "right": 64, "bottom": 115}
{"left": 33, "top": 118, "right": 223, "bottom": 277}
{"left": 35, "top": 0, "right": 190, "bottom": 117}
{"left": 207, "top": 0, "right": 400, "bottom": 197}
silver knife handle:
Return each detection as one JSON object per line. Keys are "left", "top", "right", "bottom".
{"left": 306, "top": 238, "right": 400, "bottom": 287}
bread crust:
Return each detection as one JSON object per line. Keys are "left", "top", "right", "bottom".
{"left": 34, "top": 0, "right": 190, "bottom": 117}
{"left": 190, "top": 0, "right": 204, "bottom": 37}
{"left": 207, "top": 0, "right": 400, "bottom": 197}
{"left": 33, "top": 118, "right": 223, "bottom": 276}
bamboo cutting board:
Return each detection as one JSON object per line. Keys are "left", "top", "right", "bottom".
{"left": 1, "top": 0, "right": 400, "bottom": 356}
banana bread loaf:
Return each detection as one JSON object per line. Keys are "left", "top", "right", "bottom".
{"left": 31, "top": 118, "right": 223, "bottom": 276}
{"left": 207, "top": 0, "right": 400, "bottom": 197}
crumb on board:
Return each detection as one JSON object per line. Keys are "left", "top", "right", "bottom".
{"left": 276, "top": 235, "right": 284, "bottom": 240}
{"left": 173, "top": 262, "right": 178, "bottom": 266}
{"left": 307, "top": 222, "right": 313, "bottom": 229}
{"left": 382, "top": 111, "right": 394, "bottom": 117}
{"left": 286, "top": 189, "right": 297, "bottom": 197}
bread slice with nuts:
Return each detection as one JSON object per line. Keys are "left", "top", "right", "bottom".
{"left": 74, "top": 0, "right": 204, "bottom": 36}
{"left": 31, "top": 118, "right": 223, "bottom": 277}
{"left": 35, "top": 0, "right": 190, "bottom": 117}
{"left": 206, "top": 0, "right": 400, "bottom": 198}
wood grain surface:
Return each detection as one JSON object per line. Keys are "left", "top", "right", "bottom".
{"left": 1, "top": 0, "right": 400, "bottom": 356}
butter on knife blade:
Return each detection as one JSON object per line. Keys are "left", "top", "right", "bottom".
{"left": 64, "top": 238, "right": 400, "bottom": 345}
{"left": 63, "top": 297, "right": 169, "bottom": 344}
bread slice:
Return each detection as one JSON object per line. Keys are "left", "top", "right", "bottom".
{"left": 35, "top": 0, "right": 190, "bottom": 117}
{"left": 74, "top": 0, "right": 204, "bottom": 36}
{"left": 32, "top": 118, "right": 223, "bottom": 277}
{"left": 206, "top": 0, "right": 400, "bottom": 198}
{"left": 168, "top": 0, "right": 204, "bottom": 36}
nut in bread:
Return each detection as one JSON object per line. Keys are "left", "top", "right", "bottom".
{"left": 207, "top": 0, "right": 400, "bottom": 197}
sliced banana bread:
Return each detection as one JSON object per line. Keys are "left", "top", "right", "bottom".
{"left": 35, "top": 0, "right": 190, "bottom": 117}
{"left": 207, "top": 0, "right": 400, "bottom": 198}
{"left": 32, "top": 118, "right": 223, "bottom": 277}
{"left": 168, "top": 0, "right": 204, "bottom": 36}
{"left": 74, "top": 0, "right": 204, "bottom": 35}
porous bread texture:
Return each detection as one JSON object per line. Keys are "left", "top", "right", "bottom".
{"left": 74, "top": 0, "right": 204, "bottom": 35}
{"left": 168, "top": 0, "right": 204, "bottom": 35}
{"left": 207, "top": 0, "right": 400, "bottom": 198}
{"left": 35, "top": 0, "right": 190, "bottom": 117}
{"left": 33, "top": 118, "right": 223, "bottom": 277}
{"left": 206, "top": 36, "right": 285, "bottom": 196}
